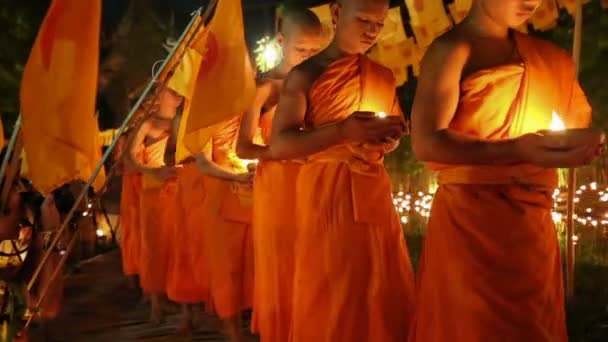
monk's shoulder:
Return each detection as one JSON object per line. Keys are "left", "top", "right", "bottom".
{"left": 420, "top": 31, "right": 470, "bottom": 74}
{"left": 284, "top": 59, "right": 323, "bottom": 93}
{"left": 523, "top": 34, "right": 574, "bottom": 65}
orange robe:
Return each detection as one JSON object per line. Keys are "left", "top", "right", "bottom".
{"left": 202, "top": 117, "right": 254, "bottom": 319}
{"left": 291, "top": 55, "right": 415, "bottom": 342}
{"left": 251, "top": 109, "right": 301, "bottom": 341}
{"left": 166, "top": 162, "right": 209, "bottom": 303}
{"left": 138, "top": 137, "right": 173, "bottom": 294}
{"left": 408, "top": 32, "right": 591, "bottom": 342}
{"left": 120, "top": 172, "right": 142, "bottom": 276}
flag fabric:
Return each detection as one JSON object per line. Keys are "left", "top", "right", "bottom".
{"left": 530, "top": 0, "right": 559, "bottom": 31}
{"left": 20, "top": 0, "right": 104, "bottom": 194}
{"left": 167, "top": 46, "right": 204, "bottom": 162}
{"left": 160, "top": 15, "right": 204, "bottom": 84}
{"left": 183, "top": 0, "right": 256, "bottom": 154}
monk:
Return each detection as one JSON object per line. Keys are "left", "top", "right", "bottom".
{"left": 235, "top": 7, "right": 322, "bottom": 342}
{"left": 268, "top": 0, "right": 414, "bottom": 340}
{"left": 125, "top": 86, "right": 182, "bottom": 323}
{"left": 116, "top": 134, "right": 142, "bottom": 292}
{"left": 409, "top": 1, "right": 605, "bottom": 341}
{"left": 165, "top": 110, "right": 209, "bottom": 335}
{"left": 195, "top": 117, "right": 254, "bottom": 342}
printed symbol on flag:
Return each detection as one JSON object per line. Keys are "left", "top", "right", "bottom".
{"left": 198, "top": 32, "right": 219, "bottom": 77}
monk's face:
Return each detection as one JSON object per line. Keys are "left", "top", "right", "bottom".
{"left": 478, "top": 0, "right": 542, "bottom": 27}
{"left": 331, "top": 0, "right": 389, "bottom": 54}
{"left": 158, "top": 87, "right": 183, "bottom": 114}
{"left": 278, "top": 28, "right": 323, "bottom": 68}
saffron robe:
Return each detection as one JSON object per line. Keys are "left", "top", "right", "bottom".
{"left": 251, "top": 107, "right": 301, "bottom": 341}
{"left": 408, "top": 32, "right": 591, "bottom": 342}
{"left": 202, "top": 117, "right": 254, "bottom": 319}
{"left": 166, "top": 162, "right": 209, "bottom": 303}
{"left": 138, "top": 137, "right": 173, "bottom": 293}
{"left": 291, "top": 55, "right": 415, "bottom": 342}
{"left": 120, "top": 172, "right": 142, "bottom": 276}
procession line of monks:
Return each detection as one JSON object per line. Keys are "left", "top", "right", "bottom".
{"left": 117, "top": 1, "right": 604, "bottom": 341}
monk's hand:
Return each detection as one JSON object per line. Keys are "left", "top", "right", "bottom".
{"left": 154, "top": 166, "right": 178, "bottom": 181}
{"left": 515, "top": 129, "right": 606, "bottom": 168}
{"left": 232, "top": 172, "right": 255, "bottom": 187}
{"left": 341, "top": 111, "right": 405, "bottom": 144}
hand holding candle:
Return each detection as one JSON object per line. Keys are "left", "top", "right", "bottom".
{"left": 515, "top": 111, "right": 606, "bottom": 167}
{"left": 541, "top": 111, "right": 604, "bottom": 152}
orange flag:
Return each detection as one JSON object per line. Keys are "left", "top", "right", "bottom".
{"left": 19, "top": 0, "right": 104, "bottom": 194}
{"left": 183, "top": 0, "right": 256, "bottom": 154}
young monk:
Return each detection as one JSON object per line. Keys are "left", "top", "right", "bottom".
{"left": 195, "top": 116, "right": 254, "bottom": 342}
{"left": 235, "top": 7, "right": 323, "bottom": 342}
{"left": 116, "top": 134, "right": 142, "bottom": 292}
{"left": 165, "top": 109, "right": 209, "bottom": 336}
{"left": 409, "top": 1, "right": 605, "bottom": 341}
{"left": 125, "top": 86, "right": 182, "bottom": 323}
{"left": 268, "top": 0, "right": 415, "bottom": 340}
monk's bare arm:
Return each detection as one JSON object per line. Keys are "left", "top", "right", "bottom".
{"left": 236, "top": 82, "right": 272, "bottom": 159}
{"left": 124, "top": 121, "right": 161, "bottom": 175}
{"left": 411, "top": 38, "right": 522, "bottom": 165}
{"left": 267, "top": 69, "right": 347, "bottom": 160}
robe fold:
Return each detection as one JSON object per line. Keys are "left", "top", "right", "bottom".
{"left": 138, "top": 137, "right": 173, "bottom": 293}
{"left": 202, "top": 117, "right": 254, "bottom": 319}
{"left": 409, "top": 32, "right": 591, "bottom": 342}
{"left": 166, "top": 162, "right": 209, "bottom": 303}
{"left": 251, "top": 108, "right": 301, "bottom": 341}
{"left": 291, "top": 54, "right": 415, "bottom": 342}
{"left": 120, "top": 172, "right": 142, "bottom": 276}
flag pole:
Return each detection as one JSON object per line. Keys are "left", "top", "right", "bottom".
{"left": 26, "top": 6, "right": 206, "bottom": 292}
{"left": 566, "top": 0, "right": 583, "bottom": 301}
{"left": 0, "top": 116, "right": 22, "bottom": 208}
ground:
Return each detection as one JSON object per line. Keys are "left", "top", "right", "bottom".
{"left": 26, "top": 250, "right": 248, "bottom": 342}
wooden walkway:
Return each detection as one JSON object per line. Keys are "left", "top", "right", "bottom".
{"left": 27, "top": 250, "right": 250, "bottom": 342}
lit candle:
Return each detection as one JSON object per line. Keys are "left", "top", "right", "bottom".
{"left": 549, "top": 111, "right": 565, "bottom": 131}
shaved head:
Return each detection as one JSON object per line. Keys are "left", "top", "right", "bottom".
{"left": 278, "top": 6, "right": 323, "bottom": 37}
{"left": 331, "top": 0, "right": 389, "bottom": 54}
{"left": 275, "top": 6, "right": 324, "bottom": 68}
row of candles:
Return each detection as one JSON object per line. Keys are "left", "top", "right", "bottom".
{"left": 392, "top": 181, "right": 608, "bottom": 239}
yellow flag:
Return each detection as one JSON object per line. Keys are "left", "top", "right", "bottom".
{"left": 167, "top": 47, "right": 204, "bottom": 162}
{"left": 184, "top": 0, "right": 256, "bottom": 154}
{"left": 19, "top": 0, "right": 104, "bottom": 194}
{"left": 160, "top": 16, "right": 204, "bottom": 84}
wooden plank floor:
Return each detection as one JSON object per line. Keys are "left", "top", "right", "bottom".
{"left": 27, "top": 250, "right": 251, "bottom": 341}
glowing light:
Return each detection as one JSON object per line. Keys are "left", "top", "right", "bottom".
{"left": 549, "top": 111, "right": 565, "bottom": 131}
{"left": 254, "top": 36, "right": 281, "bottom": 73}
{"left": 96, "top": 229, "right": 105, "bottom": 237}
{"left": 376, "top": 111, "right": 387, "bottom": 119}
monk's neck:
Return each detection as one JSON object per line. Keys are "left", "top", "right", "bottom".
{"left": 461, "top": 7, "right": 509, "bottom": 39}
{"left": 322, "top": 41, "right": 358, "bottom": 62}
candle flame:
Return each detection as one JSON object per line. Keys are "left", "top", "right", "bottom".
{"left": 550, "top": 111, "right": 565, "bottom": 131}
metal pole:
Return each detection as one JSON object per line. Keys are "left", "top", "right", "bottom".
{"left": 27, "top": 7, "right": 204, "bottom": 291}
{"left": 566, "top": 0, "right": 583, "bottom": 301}
{"left": 0, "top": 116, "right": 22, "bottom": 208}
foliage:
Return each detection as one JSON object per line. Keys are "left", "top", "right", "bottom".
{"left": 0, "top": 0, "right": 49, "bottom": 128}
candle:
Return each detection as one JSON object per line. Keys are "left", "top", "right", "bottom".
{"left": 550, "top": 111, "right": 565, "bottom": 131}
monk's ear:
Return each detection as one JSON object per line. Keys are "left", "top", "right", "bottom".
{"left": 330, "top": 2, "right": 341, "bottom": 26}
{"left": 276, "top": 32, "right": 285, "bottom": 48}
